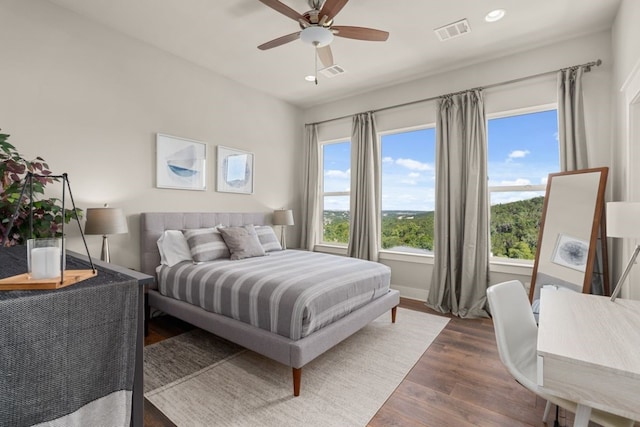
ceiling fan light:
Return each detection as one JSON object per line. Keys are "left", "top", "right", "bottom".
{"left": 305, "top": 75, "right": 316, "bottom": 82}
{"left": 300, "top": 26, "right": 334, "bottom": 47}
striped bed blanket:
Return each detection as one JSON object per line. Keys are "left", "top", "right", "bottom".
{"left": 157, "top": 250, "right": 391, "bottom": 340}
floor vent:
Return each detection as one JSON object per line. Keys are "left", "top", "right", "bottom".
{"left": 434, "top": 19, "right": 471, "bottom": 41}
{"left": 319, "top": 64, "right": 346, "bottom": 78}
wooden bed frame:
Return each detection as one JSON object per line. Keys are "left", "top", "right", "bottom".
{"left": 140, "top": 212, "right": 400, "bottom": 396}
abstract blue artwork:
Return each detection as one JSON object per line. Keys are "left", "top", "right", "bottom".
{"left": 156, "top": 133, "right": 207, "bottom": 190}
{"left": 216, "top": 145, "right": 254, "bottom": 194}
{"left": 552, "top": 233, "right": 588, "bottom": 272}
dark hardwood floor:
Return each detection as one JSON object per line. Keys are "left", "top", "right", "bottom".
{"left": 143, "top": 298, "right": 572, "bottom": 427}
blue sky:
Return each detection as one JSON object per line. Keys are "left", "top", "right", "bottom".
{"left": 323, "top": 109, "right": 559, "bottom": 211}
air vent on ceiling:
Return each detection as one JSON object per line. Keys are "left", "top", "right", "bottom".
{"left": 319, "top": 64, "right": 346, "bottom": 78}
{"left": 434, "top": 19, "right": 471, "bottom": 41}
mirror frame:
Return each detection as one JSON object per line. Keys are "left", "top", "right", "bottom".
{"left": 529, "top": 167, "right": 609, "bottom": 302}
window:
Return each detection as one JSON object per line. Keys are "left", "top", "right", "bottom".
{"left": 380, "top": 127, "right": 436, "bottom": 254}
{"left": 321, "top": 140, "right": 350, "bottom": 244}
{"left": 487, "top": 108, "right": 559, "bottom": 261}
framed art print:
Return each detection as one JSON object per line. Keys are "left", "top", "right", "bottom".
{"left": 156, "top": 133, "right": 207, "bottom": 191}
{"left": 551, "top": 233, "right": 589, "bottom": 272}
{"left": 216, "top": 145, "right": 254, "bottom": 194}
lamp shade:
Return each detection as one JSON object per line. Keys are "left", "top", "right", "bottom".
{"left": 84, "top": 207, "right": 128, "bottom": 235}
{"left": 273, "top": 209, "right": 294, "bottom": 226}
{"left": 606, "top": 202, "right": 640, "bottom": 238}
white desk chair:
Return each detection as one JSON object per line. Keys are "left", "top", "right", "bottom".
{"left": 487, "top": 280, "right": 634, "bottom": 427}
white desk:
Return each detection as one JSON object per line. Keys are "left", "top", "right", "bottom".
{"left": 537, "top": 288, "right": 640, "bottom": 426}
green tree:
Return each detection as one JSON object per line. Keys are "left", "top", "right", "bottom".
{"left": 508, "top": 241, "right": 534, "bottom": 259}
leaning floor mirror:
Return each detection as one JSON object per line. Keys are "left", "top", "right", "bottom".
{"left": 529, "top": 167, "right": 610, "bottom": 311}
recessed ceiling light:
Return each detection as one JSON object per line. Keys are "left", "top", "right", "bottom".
{"left": 485, "top": 9, "right": 505, "bottom": 22}
{"left": 305, "top": 75, "right": 316, "bottom": 82}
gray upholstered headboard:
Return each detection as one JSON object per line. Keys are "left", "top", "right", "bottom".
{"left": 139, "top": 212, "right": 269, "bottom": 279}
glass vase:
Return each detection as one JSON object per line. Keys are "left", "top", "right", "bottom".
{"left": 27, "top": 238, "right": 65, "bottom": 280}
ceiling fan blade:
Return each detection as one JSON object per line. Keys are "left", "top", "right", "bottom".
{"left": 332, "top": 26, "right": 389, "bottom": 41}
{"left": 319, "top": 0, "right": 349, "bottom": 21}
{"left": 317, "top": 45, "right": 334, "bottom": 68}
{"left": 258, "top": 0, "right": 304, "bottom": 22}
{"left": 257, "top": 32, "right": 301, "bottom": 50}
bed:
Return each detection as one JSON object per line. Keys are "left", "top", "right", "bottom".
{"left": 140, "top": 212, "right": 400, "bottom": 396}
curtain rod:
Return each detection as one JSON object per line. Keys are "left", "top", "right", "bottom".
{"left": 306, "top": 59, "right": 602, "bottom": 126}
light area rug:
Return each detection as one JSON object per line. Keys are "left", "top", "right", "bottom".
{"left": 144, "top": 307, "right": 449, "bottom": 427}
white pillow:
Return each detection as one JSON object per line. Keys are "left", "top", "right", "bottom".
{"left": 157, "top": 230, "right": 193, "bottom": 267}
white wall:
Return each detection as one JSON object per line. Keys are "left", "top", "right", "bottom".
{"left": 304, "top": 31, "right": 614, "bottom": 300}
{"left": 0, "top": 0, "right": 303, "bottom": 268}
{"left": 611, "top": 0, "right": 640, "bottom": 299}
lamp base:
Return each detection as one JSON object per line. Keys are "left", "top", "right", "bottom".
{"left": 280, "top": 226, "right": 287, "bottom": 250}
{"left": 101, "top": 235, "right": 110, "bottom": 263}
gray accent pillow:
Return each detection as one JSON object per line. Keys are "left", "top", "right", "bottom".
{"left": 254, "top": 225, "right": 282, "bottom": 252}
{"left": 182, "top": 228, "right": 230, "bottom": 263}
{"left": 218, "top": 225, "right": 266, "bottom": 260}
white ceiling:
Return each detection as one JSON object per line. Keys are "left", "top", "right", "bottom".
{"left": 46, "top": 0, "right": 621, "bottom": 109}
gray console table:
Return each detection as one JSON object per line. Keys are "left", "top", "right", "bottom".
{"left": 0, "top": 246, "right": 153, "bottom": 427}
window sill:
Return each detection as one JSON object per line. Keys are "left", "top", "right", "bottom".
{"left": 379, "top": 250, "right": 434, "bottom": 264}
{"left": 314, "top": 245, "right": 534, "bottom": 274}
{"left": 314, "top": 244, "right": 347, "bottom": 256}
{"left": 490, "top": 258, "right": 534, "bottom": 274}
{"left": 314, "top": 245, "right": 436, "bottom": 263}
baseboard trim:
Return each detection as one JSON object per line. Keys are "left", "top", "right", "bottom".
{"left": 392, "top": 284, "right": 427, "bottom": 302}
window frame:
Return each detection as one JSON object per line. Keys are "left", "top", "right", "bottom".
{"left": 378, "top": 123, "right": 437, "bottom": 257}
{"left": 486, "top": 103, "right": 559, "bottom": 264}
{"left": 318, "top": 137, "right": 351, "bottom": 246}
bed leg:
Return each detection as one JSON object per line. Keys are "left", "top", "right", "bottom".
{"left": 293, "top": 367, "right": 302, "bottom": 397}
{"left": 391, "top": 306, "right": 397, "bottom": 323}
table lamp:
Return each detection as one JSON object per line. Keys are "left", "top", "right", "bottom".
{"left": 606, "top": 201, "right": 640, "bottom": 301}
{"left": 273, "top": 209, "right": 294, "bottom": 250}
{"left": 84, "top": 205, "right": 128, "bottom": 262}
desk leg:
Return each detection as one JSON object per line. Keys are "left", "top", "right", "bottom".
{"left": 573, "top": 404, "right": 591, "bottom": 427}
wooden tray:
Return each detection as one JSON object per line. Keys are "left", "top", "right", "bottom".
{"left": 0, "top": 269, "right": 97, "bottom": 290}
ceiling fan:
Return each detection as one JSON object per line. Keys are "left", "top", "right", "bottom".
{"left": 257, "top": 0, "right": 389, "bottom": 69}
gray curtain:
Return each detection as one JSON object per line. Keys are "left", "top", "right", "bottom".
{"left": 300, "top": 124, "right": 320, "bottom": 251}
{"left": 558, "top": 67, "right": 605, "bottom": 293}
{"left": 558, "top": 67, "right": 588, "bottom": 171}
{"left": 347, "top": 112, "right": 380, "bottom": 261}
{"left": 426, "top": 90, "right": 490, "bottom": 318}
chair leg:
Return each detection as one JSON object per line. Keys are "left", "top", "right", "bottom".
{"left": 543, "top": 400, "right": 551, "bottom": 422}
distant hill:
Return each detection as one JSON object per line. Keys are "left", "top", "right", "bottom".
{"left": 490, "top": 196, "right": 544, "bottom": 259}
{"left": 323, "top": 196, "right": 544, "bottom": 260}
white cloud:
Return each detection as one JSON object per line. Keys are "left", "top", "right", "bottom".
{"left": 401, "top": 179, "right": 417, "bottom": 185}
{"left": 408, "top": 172, "right": 420, "bottom": 178}
{"left": 325, "top": 168, "right": 350, "bottom": 179}
{"left": 396, "top": 158, "right": 432, "bottom": 171}
{"left": 382, "top": 156, "right": 394, "bottom": 163}
{"left": 508, "top": 150, "right": 530, "bottom": 160}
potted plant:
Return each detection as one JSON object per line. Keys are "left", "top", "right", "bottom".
{"left": 0, "top": 130, "right": 82, "bottom": 247}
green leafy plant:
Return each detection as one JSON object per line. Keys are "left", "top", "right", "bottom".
{"left": 1, "top": 130, "right": 82, "bottom": 247}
